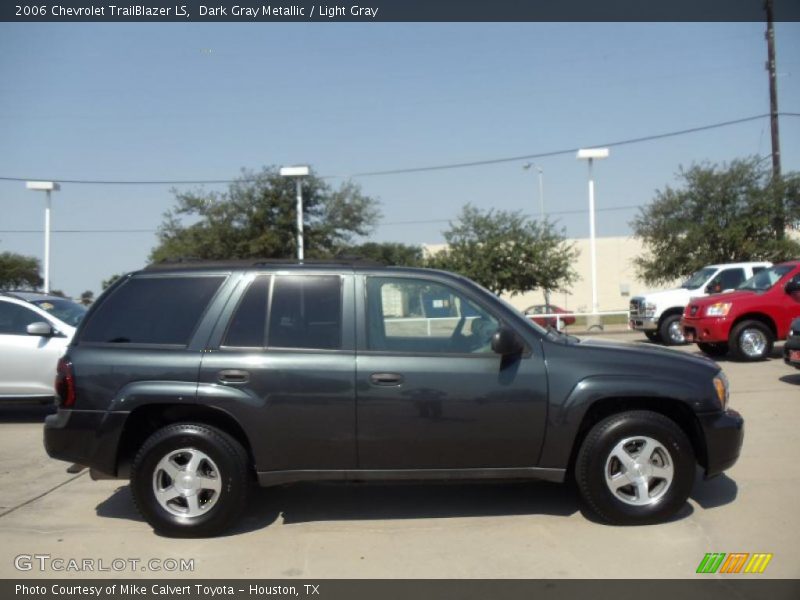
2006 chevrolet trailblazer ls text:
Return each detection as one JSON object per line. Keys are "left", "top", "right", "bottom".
{"left": 44, "top": 261, "right": 743, "bottom": 536}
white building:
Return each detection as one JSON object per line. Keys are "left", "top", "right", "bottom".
{"left": 424, "top": 235, "right": 659, "bottom": 313}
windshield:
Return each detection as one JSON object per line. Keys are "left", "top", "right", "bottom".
{"left": 681, "top": 267, "right": 717, "bottom": 289}
{"left": 30, "top": 298, "right": 87, "bottom": 327}
{"left": 737, "top": 265, "right": 795, "bottom": 292}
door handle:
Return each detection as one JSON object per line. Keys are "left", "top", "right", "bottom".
{"left": 370, "top": 372, "right": 404, "bottom": 386}
{"left": 218, "top": 369, "right": 250, "bottom": 384}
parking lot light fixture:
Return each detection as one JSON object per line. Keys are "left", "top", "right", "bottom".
{"left": 25, "top": 181, "right": 61, "bottom": 293}
{"left": 279, "top": 166, "right": 310, "bottom": 260}
{"left": 576, "top": 149, "right": 609, "bottom": 318}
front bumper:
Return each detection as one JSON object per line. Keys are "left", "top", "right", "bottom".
{"left": 697, "top": 408, "right": 744, "bottom": 478}
{"left": 783, "top": 336, "right": 800, "bottom": 368}
{"left": 629, "top": 316, "right": 658, "bottom": 332}
{"left": 681, "top": 316, "right": 731, "bottom": 344}
{"left": 44, "top": 409, "right": 128, "bottom": 477}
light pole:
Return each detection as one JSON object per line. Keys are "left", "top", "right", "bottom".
{"left": 576, "top": 148, "right": 609, "bottom": 321}
{"left": 279, "top": 166, "right": 310, "bottom": 260}
{"left": 522, "top": 163, "right": 545, "bottom": 220}
{"left": 523, "top": 163, "right": 549, "bottom": 309}
{"left": 25, "top": 181, "right": 61, "bottom": 293}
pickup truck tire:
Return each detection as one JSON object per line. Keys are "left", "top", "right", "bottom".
{"left": 131, "top": 423, "right": 250, "bottom": 538}
{"left": 575, "top": 410, "right": 694, "bottom": 525}
{"left": 729, "top": 320, "right": 773, "bottom": 362}
{"left": 658, "top": 314, "right": 686, "bottom": 346}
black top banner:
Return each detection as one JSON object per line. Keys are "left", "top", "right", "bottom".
{"left": 3, "top": 0, "right": 800, "bottom": 22}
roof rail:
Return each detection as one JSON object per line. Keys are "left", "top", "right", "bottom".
{"left": 143, "top": 256, "right": 387, "bottom": 271}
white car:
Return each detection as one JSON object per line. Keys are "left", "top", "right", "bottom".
{"left": 0, "top": 292, "right": 86, "bottom": 402}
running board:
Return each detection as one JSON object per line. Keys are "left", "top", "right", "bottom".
{"left": 257, "top": 467, "right": 566, "bottom": 487}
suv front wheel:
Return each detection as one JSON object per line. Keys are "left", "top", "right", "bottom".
{"left": 575, "top": 411, "right": 695, "bottom": 525}
{"left": 131, "top": 423, "right": 250, "bottom": 537}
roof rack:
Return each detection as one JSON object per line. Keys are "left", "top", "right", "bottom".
{"left": 143, "top": 256, "right": 388, "bottom": 271}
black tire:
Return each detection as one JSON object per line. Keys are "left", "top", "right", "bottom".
{"left": 131, "top": 423, "right": 250, "bottom": 537}
{"left": 697, "top": 342, "right": 729, "bottom": 357}
{"left": 729, "top": 319, "right": 773, "bottom": 362}
{"left": 658, "top": 313, "right": 686, "bottom": 346}
{"left": 644, "top": 331, "right": 661, "bottom": 343}
{"left": 575, "top": 410, "right": 695, "bottom": 525}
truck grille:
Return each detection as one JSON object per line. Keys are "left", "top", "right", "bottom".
{"left": 629, "top": 298, "right": 645, "bottom": 317}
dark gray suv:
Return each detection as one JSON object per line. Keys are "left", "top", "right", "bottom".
{"left": 44, "top": 260, "right": 744, "bottom": 536}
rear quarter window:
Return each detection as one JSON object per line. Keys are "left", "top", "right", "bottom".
{"left": 79, "top": 276, "right": 225, "bottom": 345}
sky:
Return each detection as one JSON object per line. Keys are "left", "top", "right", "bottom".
{"left": 1, "top": 22, "right": 799, "bottom": 297}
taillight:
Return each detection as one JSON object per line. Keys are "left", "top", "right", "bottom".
{"left": 55, "top": 358, "right": 76, "bottom": 408}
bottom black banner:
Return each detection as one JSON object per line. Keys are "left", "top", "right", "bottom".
{"left": 3, "top": 580, "right": 800, "bottom": 600}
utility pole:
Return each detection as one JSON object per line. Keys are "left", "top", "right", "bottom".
{"left": 765, "top": 0, "right": 781, "bottom": 179}
{"left": 765, "top": 0, "right": 783, "bottom": 236}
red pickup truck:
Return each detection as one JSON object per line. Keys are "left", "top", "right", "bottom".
{"left": 681, "top": 261, "right": 800, "bottom": 361}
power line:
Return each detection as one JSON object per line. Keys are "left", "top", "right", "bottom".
{"left": 1, "top": 113, "right": 797, "bottom": 186}
{"left": 0, "top": 204, "right": 643, "bottom": 234}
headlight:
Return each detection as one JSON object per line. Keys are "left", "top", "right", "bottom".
{"left": 644, "top": 302, "right": 656, "bottom": 317}
{"left": 713, "top": 372, "right": 729, "bottom": 410}
{"left": 706, "top": 302, "right": 732, "bottom": 317}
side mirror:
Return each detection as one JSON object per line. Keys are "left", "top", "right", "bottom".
{"left": 491, "top": 327, "right": 524, "bottom": 355}
{"left": 785, "top": 276, "right": 800, "bottom": 294}
{"left": 27, "top": 321, "right": 54, "bottom": 337}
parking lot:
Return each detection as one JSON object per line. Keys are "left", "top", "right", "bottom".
{"left": 0, "top": 332, "right": 798, "bottom": 579}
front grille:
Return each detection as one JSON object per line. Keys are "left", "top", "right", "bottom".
{"left": 629, "top": 298, "right": 644, "bottom": 317}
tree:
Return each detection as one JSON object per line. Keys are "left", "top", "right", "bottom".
{"left": 632, "top": 158, "right": 800, "bottom": 285}
{"left": 80, "top": 290, "right": 94, "bottom": 306}
{"left": 101, "top": 274, "right": 121, "bottom": 290}
{"left": 0, "top": 251, "right": 42, "bottom": 290}
{"left": 150, "top": 167, "right": 380, "bottom": 262}
{"left": 340, "top": 242, "right": 424, "bottom": 266}
{"left": 427, "top": 204, "right": 578, "bottom": 297}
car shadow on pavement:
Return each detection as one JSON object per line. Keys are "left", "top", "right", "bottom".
{"left": 96, "top": 481, "right": 581, "bottom": 536}
{"left": 0, "top": 403, "right": 55, "bottom": 423}
{"left": 690, "top": 470, "right": 737, "bottom": 510}
{"left": 95, "top": 473, "right": 733, "bottom": 535}
{"left": 779, "top": 373, "right": 800, "bottom": 385}
{"left": 234, "top": 481, "right": 579, "bottom": 534}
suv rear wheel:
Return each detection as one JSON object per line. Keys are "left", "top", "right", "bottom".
{"left": 131, "top": 423, "right": 249, "bottom": 537}
{"left": 659, "top": 314, "right": 686, "bottom": 346}
{"left": 575, "top": 410, "right": 695, "bottom": 525}
{"left": 729, "top": 320, "right": 773, "bottom": 361}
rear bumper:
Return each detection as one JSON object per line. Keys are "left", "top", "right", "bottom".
{"left": 681, "top": 316, "right": 730, "bottom": 344}
{"left": 697, "top": 409, "right": 744, "bottom": 478}
{"left": 43, "top": 409, "right": 128, "bottom": 477}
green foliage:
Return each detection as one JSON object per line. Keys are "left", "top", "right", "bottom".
{"left": 150, "top": 167, "right": 380, "bottom": 262}
{"left": 80, "top": 290, "right": 94, "bottom": 306}
{"left": 0, "top": 251, "right": 42, "bottom": 290}
{"left": 101, "top": 273, "right": 121, "bottom": 290}
{"left": 632, "top": 158, "right": 800, "bottom": 285}
{"left": 340, "top": 242, "right": 424, "bottom": 266}
{"left": 427, "top": 204, "right": 578, "bottom": 297}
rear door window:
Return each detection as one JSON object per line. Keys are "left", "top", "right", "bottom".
{"left": 80, "top": 276, "right": 224, "bottom": 345}
{"left": 268, "top": 275, "right": 342, "bottom": 350}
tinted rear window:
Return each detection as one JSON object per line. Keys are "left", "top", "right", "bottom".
{"left": 80, "top": 276, "right": 224, "bottom": 345}
{"left": 268, "top": 275, "right": 342, "bottom": 350}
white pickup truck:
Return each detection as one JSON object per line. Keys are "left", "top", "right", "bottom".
{"left": 629, "top": 261, "right": 772, "bottom": 345}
